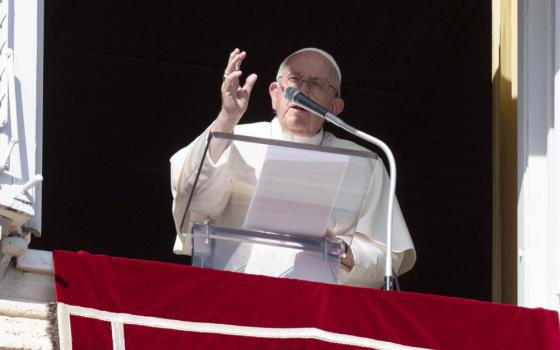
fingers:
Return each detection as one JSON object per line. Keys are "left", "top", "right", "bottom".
{"left": 224, "top": 48, "right": 247, "bottom": 77}
{"left": 221, "top": 49, "right": 257, "bottom": 115}
{"left": 224, "top": 70, "right": 243, "bottom": 82}
{"left": 222, "top": 70, "right": 243, "bottom": 91}
{"left": 324, "top": 228, "right": 336, "bottom": 239}
{"left": 225, "top": 48, "right": 239, "bottom": 73}
{"left": 241, "top": 73, "right": 258, "bottom": 95}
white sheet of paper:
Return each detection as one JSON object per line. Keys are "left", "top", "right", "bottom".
{"left": 242, "top": 145, "right": 350, "bottom": 237}
{"left": 244, "top": 245, "right": 338, "bottom": 284}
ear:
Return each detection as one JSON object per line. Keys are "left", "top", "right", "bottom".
{"left": 330, "top": 97, "right": 345, "bottom": 115}
{"left": 269, "top": 82, "right": 280, "bottom": 110}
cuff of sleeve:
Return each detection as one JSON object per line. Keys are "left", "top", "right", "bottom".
{"left": 205, "top": 128, "right": 233, "bottom": 168}
{"left": 173, "top": 232, "right": 193, "bottom": 256}
{"left": 340, "top": 232, "right": 406, "bottom": 288}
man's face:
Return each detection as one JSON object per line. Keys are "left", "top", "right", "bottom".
{"left": 269, "top": 51, "right": 344, "bottom": 137}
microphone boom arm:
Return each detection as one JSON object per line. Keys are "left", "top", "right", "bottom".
{"left": 324, "top": 113, "right": 397, "bottom": 291}
{"left": 285, "top": 87, "right": 397, "bottom": 290}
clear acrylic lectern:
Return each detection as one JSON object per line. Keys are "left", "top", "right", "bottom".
{"left": 185, "top": 132, "right": 377, "bottom": 285}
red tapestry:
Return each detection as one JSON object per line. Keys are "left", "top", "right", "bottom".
{"left": 53, "top": 250, "right": 560, "bottom": 349}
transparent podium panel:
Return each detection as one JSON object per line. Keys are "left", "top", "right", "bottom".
{"left": 192, "top": 224, "right": 343, "bottom": 284}
{"left": 184, "top": 132, "right": 378, "bottom": 284}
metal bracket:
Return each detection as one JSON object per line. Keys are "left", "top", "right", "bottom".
{"left": 0, "top": 137, "right": 17, "bottom": 171}
{"left": 0, "top": 216, "right": 29, "bottom": 280}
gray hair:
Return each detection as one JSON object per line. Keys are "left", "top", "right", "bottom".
{"left": 275, "top": 47, "right": 342, "bottom": 95}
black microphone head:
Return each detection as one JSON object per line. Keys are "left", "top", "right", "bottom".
{"left": 283, "top": 86, "right": 300, "bottom": 102}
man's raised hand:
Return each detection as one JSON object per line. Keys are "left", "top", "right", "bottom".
{"left": 216, "top": 48, "right": 258, "bottom": 132}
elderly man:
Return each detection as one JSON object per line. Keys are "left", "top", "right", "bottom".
{"left": 171, "top": 48, "right": 415, "bottom": 288}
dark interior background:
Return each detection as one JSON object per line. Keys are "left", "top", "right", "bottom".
{"left": 37, "top": 1, "right": 491, "bottom": 300}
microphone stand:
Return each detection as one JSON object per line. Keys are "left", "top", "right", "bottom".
{"left": 323, "top": 113, "right": 397, "bottom": 291}
{"left": 285, "top": 87, "right": 398, "bottom": 291}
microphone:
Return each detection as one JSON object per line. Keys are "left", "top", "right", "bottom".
{"left": 284, "top": 87, "right": 331, "bottom": 119}
{"left": 283, "top": 87, "right": 346, "bottom": 132}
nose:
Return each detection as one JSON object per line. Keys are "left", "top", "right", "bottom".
{"left": 298, "top": 80, "right": 312, "bottom": 95}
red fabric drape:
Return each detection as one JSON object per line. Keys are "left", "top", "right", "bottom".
{"left": 54, "top": 250, "right": 560, "bottom": 349}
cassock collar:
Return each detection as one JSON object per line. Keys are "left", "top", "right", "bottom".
{"left": 270, "top": 117, "right": 324, "bottom": 145}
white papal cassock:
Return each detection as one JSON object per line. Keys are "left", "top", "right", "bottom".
{"left": 170, "top": 118, "right": 415, "bottom": 288}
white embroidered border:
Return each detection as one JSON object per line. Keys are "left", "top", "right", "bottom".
{"left": 111, "top": 322, "right": 125, "bottom": 350}
{"left": 57, "top": 303, "right": 432, "bottom": 350}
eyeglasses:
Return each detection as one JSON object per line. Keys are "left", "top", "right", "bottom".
{"left": 278, "top": 74, "right": 339, "bottom": 97}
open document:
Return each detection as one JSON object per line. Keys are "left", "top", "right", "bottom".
{"left": 242, "top": 145, "right": 351, "bottom": 237}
